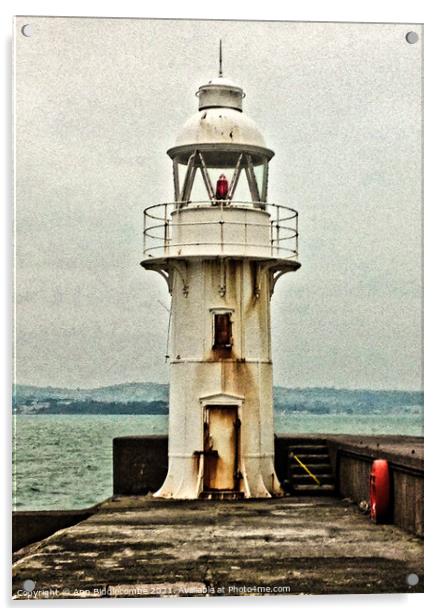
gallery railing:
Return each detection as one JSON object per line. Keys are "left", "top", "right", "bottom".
{"left": 143, "top": 200, "right": 299, "bottom": 259}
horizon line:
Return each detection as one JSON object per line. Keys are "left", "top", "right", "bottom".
{"left": 13, "top": 381, "right": 424, "bottom": 394}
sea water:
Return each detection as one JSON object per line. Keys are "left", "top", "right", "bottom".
{"left": 13, "top": 413, "right": 423, "bottom": 511}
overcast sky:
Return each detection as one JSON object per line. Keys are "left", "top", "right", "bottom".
{"left": 14, "top": 17, "right": 422, "bottom": 390}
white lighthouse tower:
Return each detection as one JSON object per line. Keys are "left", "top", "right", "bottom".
{"left": 141, "top": 51, "right": 300, "bottom": 499}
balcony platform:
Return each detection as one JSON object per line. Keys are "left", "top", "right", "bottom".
{"left": 140, "top": 254, "right": 301, "bottom": 271}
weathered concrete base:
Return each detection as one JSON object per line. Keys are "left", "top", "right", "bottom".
{"left": 12, "top": 495, "right": 423, "bottom": 598}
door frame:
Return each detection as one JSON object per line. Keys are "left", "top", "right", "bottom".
{"left": 199, "top": 392, "right": 244, "bottom": 493}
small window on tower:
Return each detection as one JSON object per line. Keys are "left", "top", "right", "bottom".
{"left": 213, "top": 312, "right": 233, "bottom": 350}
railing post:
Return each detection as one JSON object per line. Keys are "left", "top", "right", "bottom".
{"left": 276, "top": 204, "right": 280, "bottom": 255}
{"left": 163, "top": 203, "right": 168, "bottom": 249}
{"left": 143, "top": 209, "right": 146, "bottom": 255}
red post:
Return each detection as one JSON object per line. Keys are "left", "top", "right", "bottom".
{"left": 370, "top": 459, "right": 391, "bottom": 523}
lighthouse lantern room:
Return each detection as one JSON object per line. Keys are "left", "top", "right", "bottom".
{"left": 141, "top": 49, "right": 301, "bottom": 499}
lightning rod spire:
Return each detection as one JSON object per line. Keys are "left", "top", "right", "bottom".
{"left": 219, "top": 39, "right": 223, "bottom": 77}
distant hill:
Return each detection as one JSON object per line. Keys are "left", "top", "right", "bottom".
{"left": 13, "top": 382, "right": 168, "bottom": 404}
{"left": 273, "top": 386, "right": 423, "bottom": 415}
{"left": 12, "top": 382, "right": 423, "bottom": 416}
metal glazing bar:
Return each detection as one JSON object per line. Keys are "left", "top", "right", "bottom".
{"left": 198, "top": 152, "right": 215, "bottom": 201}
{"left": 226, "top": 153, "right": 243, "bottom": 203}
{"left": 172, "top": 159, "right": 180, "bottom": 202}
{"left": 244, "top": 154, "right": 262, "bottom": 206}
{"left": 180, "top": 152, "right": 197, "bottom": 203}
{"left": 261, "top": 160, "right": 269, "bottom": 203}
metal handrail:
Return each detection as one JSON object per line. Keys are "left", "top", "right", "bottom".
{"left": 143, "top": 201, "right": 297, "bottom": 223}
{"left": 144, "top": 223, "right": 297, "bottom": 244}
{"left": 142, "top": 201, "right": 299, "bottom": 258}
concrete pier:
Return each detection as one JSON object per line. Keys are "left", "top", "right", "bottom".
{"left": 13, "top": 495, "right": 423, "bottom": 598}
{"left": 113, "top": 434, "right": 424, "bottom": 535}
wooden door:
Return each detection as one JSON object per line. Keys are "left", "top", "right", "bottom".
{"left": 203, "top": 405, "right": 239, "bottom": 491}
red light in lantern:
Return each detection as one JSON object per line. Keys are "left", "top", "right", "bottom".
{"left": 215, "top": 174, "right": 229, "bottom": 200}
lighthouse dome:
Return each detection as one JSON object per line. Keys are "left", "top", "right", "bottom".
{"left": 168, "top": 75, "right": 274, "bottom": 166}
{"left": 174, "top": 106, "right": 267, "bottom": 149}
